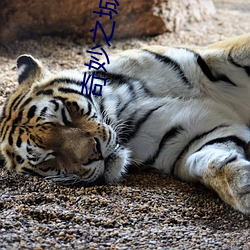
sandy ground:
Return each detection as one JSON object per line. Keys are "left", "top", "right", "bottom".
{"left": 0, "top": 0, "right": 250, "bottom": 249}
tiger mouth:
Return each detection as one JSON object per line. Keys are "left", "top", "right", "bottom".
{"left": 83, "top": 138, "right": 103, "bottom": 165}
{"left": 95, "top": 138, "right": 121, "bottom": 161}
{"left": 104, "top": 143, "right": 120, "bottom": 165}
{"left": 84, "top": 139, "right": 121, "bottom": 166}
{"left": 95, "top": 137, "right": 102, "bottom": 157}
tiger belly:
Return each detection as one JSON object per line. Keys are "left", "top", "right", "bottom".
{"left": 123, "top": 98, "right": 249, "bottom": 175}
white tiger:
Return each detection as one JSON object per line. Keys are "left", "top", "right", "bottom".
{"left": 1, "top": 34, "right": 250, "bottom": 214}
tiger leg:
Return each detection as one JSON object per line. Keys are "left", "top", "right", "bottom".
{"left": 175, "top": 143, "right": 250, "bottom": 214}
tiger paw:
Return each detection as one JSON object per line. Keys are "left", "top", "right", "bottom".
{"left": 207, "top": 157, "right": 250, "bottom": 214}
{"left": 210, "top": 151, "right": 238, "bottom": 170}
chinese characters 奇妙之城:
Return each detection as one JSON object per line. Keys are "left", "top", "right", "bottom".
{"left": 81, "top": 0, "right": 119, "bottom": 98}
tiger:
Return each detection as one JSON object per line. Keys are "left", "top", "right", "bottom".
{"left": 1, "top": 33, "right": 250, "bottom": 214}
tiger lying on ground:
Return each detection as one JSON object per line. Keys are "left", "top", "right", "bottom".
{"left": 1, "top": 34, "right": 250, "bottom": 214}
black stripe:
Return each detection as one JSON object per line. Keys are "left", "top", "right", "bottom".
{"left": 86, "top": 102, "right": 92, "bottom": 116}
{"left": 117, "top": 102, "right": 129, "bottom": 118}
{"left": 8, "top": 132, "right": 13, "bottom": 145}
{"left": 145, "top": 126, "right": 183, "bottom": 165}
{"left": 12, "top": 94, "right": 26, "bottom": 111}
{"left": 26, "top": 145, "right": 33, "bottom": 154}
{"left": 1, "top": 125, "right": 9, "bottom": 142}
{"left": 20, "top": 97, "right": 32, "bottom": 110}
{"left": 13, "top": 110, "right": 23, "bottom": 126}
{"left": 228, "top": 51, "right": 250, "bottom": 77}
{"left": 139, "top": 81, "right": 155, "bottom": 97}
{"left": 183, "top": 48, "right": 237, "bottom": 87}
{"left": 16, "top": 128, "right": 24, "bottom": 148}
{"left": 90, "top": 114, "right": 97, "bottom": 119}
{"left": 0, "top": 94, "right": 26, "bottom": 134}
{"left": 36, "top": 89, "right": 54, "bottom": 96}
{"left": 36, "top": 107, "right": 48, "bottom": 122}
{"left": 6, "top": 118, "right": 20, "bottom": 146}
{"left": 99, "top": 98, "right": 105, "bottom": 117}
{"left": 197, "top": 55, "right": 237, "bottom": 86}
{"left": 143, "top": 50, "right": 191, "bottom": 86}
{"left": 16, "top": 136, "right": 22, "bottom": 148}
{"left": 49, "top": 78, "right": 82, "bottom": 86}
{"left": 95, "top": 70, "right": 155, "bottom": 98}
{"left": 244, "top": 67, "right": 250, "bottom": 77}
{"left": 61, "top": 108, "right": 71, "bottom": 125}
{"left": 224, "top": 155, "right": 237, "bottom": 165}
{"left": 27, "top": 105, "right": 37, "bottom": 119}
{"left": 10, "top": 94, "right": 22, "bottom": 110}
{"left": 118, "top": 119, "right": 134, "bottom": 144}
{"left": 196, "top": 55, "right": 217, "bottom": 81}
{"left": 171, "top": 124, "right": 230, "bottom": 175}
{"left": 13, "top": 117, "right": 19, "bottom": 126}
{"left": 30, "top": 134, "right": 36, "bottom": 142}
{"left": 19, "top": 128, "right": 24, "bottom": 136}
{"left": 50, "top": 100, "right": 59, "bottom": 112}
{"left": 0, "top": 106, "right": 11, "bottom": 136}
{"left": 58, "top": 87, "right": 93, "bottom": 102}
{"left": 52, "top": 78, "right": 92, "bottom": 101}
{"left": 94, "top": 71, "right": 134, "bottom": 85}
{"left": 27, "top": 156, "right": 40, "bottom": 162}
{"left": 128, "top": 83, "right": 136, "bottom": 100}
{"left": 8, "top": 116, "right": 20, "bottom": 145}
{"left": 0, "top": 100, "right": 7, "bottom": 123}
{"left": 196, "top": 135, "right": 247, "bottom": 153}
{"left": 106, "top": 129, "right": 112, "bottom": 146}
{"left": 58, "top": 87, "right": 82, "bottom": 95}
{"left": 2, "top": 117, "right": 21, "bottom": 145}
{"left": 52, "top": 78, "right": 93, "bottom": 101}
{"left": 34, "top": 145, "right": 46, "bottom": 152}
{"left": 117, "top": 84, "right": 137, "bottom": 118}
{"left": 40, "top": 107, "right": 47, "bottom": 116}
{"left": 125, "top": 105, "right": 163, "bottom": 142}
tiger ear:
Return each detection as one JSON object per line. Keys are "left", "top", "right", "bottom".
{"left": 17, "top": 54, "right": 44, "bottom": 86}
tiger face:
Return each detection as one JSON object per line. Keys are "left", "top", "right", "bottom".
{"left": 0, "top": 55, "right": 130, "bottom": 185}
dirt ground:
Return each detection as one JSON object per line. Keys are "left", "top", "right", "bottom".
{"left": 0, "top": 0, "right": 250, "bottom": 249}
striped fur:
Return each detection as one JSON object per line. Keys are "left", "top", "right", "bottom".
{"left": 1, "top": 33, "right": 250, "bottom": 214}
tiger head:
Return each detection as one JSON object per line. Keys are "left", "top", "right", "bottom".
{"left": 0, "top": 55, "right": 130, "bottom": 185}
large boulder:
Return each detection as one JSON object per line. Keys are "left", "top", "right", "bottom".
{"left": 0, "top": 0, "right": 215, "bottom": 44}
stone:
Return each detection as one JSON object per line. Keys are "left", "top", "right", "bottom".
{"left": 0, "top": 0, "right": 215, "bottom": 44}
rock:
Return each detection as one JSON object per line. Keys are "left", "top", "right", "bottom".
{"left": 153, "top": 0, "right": 216, "bottom": 32}
{"left": 0, "top": 0, "right": 215, "bottom": 44}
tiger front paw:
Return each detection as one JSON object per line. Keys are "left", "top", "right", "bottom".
{"left": 206, "top": 156, "right": 250, "bottom": 214}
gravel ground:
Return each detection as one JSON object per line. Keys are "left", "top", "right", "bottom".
{"left": 0, "top": 0, "right": 250, "bottom": 249}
